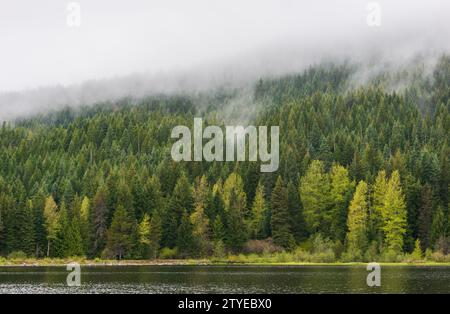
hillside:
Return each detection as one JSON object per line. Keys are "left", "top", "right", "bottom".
{"left": 0, "top": 57, "right": 448, "bottom": 262}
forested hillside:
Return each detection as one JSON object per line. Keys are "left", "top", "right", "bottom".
{"left": 0, "top": 56, "right": 448, "bottom": 262}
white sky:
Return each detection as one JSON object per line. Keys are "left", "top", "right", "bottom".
{"left": 1, "top": 0, "right": 449, "bottom": 94}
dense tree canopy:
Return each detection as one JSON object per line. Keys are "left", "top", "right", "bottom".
{"left": 0, "top": 57, "right": 448, "bottom": 261}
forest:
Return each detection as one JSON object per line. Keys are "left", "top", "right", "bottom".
{"left": 0, "top": 56, "right": 448, "bottom": 263}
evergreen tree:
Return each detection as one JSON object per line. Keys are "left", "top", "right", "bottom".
{"left": 90, "top": 186, "right": 109, "bottom": 257}
{"left": 287, "top": 181, "right": 306, "bottom": 242}
{"left": 270, "top": 177, "right": 295, "bottom": 250}
{"left": 346, "top": 181, "right": 369, "bottom": 258}
{"left": 371, "top": 170, "right": 387, "bottom": 244}
{"left": 381, "top": 171, "right": 407, "bottom": 254}
{"left": 177, "top": 210, "right": 196, "bottom": 258}
{"left": 329, "top": 164, "right": 355, "bottom": 241}
{"left": 299, "top": 160, "right": 331, "bottom": 234}
{"left": 418, "top": 184, "right": 433, "bottom": 250}
{"left": 411, "top": 239, "right": 423, "bottom": 260}
{"left": 249, "top": 181, "right": 267, "bottom": 239}
{"left": 190, "top": 177, "right": 211, "bottom": 256}
{"left": 430, "top": 205, "right": 447, "bottom": 250}
{"left": 105, "top": 205, "right": 135, "bottom": 259}
{"left": 5, "top": 200, "right": 35, "bottom": 256}
{"left": 212, "top": 215, "right": 225, "bottom": 243}
{"left": 43, "top": 196, "right": 59, "bottom": 257}
{"left": 79, "top": 196, "right": 90, "bottom": 254}
{"left": 137, "top": 213, "right": 151, "bottom": 258}
{"left": 162, "top": 175, "right": 194, "bottom": 248}
{"left": 148, "top": 210, "right": 162, "bottom": 259}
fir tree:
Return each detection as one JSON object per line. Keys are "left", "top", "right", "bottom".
{"left": 270, "top": 177, "right": 295, "bottom": 250}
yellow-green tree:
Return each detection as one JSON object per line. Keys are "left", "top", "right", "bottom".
{"left": 329, "top": 164, "right": 355, "bottom": 241}
{"left": 346, "top": 180, "right": 369, "bottom": 258}
{"left": 190, "top": 176, "right": 211, "bottom": 256}
{"left": 249, "top": 181, "right": 267, "bottom": 239}
{"left": 299, "top": 160, "right": 331, "bottom": 234}
{"left": 43, "top": 196, "right": 59, "bottom": 257}
{"left": 381, "top": 171, "right": 407, "bottom": 253}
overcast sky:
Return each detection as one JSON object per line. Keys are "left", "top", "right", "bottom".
{"left": 0, "top": 0, "right": 449, "bottom": 120}
{"left": 1, "top": 0, "right": 449, "bottom": 93}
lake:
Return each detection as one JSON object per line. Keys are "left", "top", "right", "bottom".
{"left": 0, "top": 265, "right": 448, "bottom": 294}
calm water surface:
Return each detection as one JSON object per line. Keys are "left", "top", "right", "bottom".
{"left": 0, "top": 265, "right": 448, "bottom": 294}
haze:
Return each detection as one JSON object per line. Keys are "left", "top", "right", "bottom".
{"left": 0, "top": 0, "right": 449, "bottom": 119}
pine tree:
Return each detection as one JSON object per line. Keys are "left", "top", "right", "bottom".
{"left": 329, "top": 164, "right": 355, "bottom": 241}
{"left": 299, "top": 160, "right": 331, "bottom": 234}
{"left": 411, "top": 239, "right": 423, "bottom": 260}
{"left": 346, "top": 181, "right": 369, "bottom": 258}
{"left": 54, "top": 201, "right": 84, "bottom": 257}
{"left": 418, "top": 184, "right": 433, "bottom": 250}
{"left": 212, "top": 215, "right": 225, "bottom": 243}
{"left": 43, "top": 196, "right": 59, "bottom": 257}
{"left": 430, "top": 205, "right": 446, "bottom": 250}
{"left": 31, "top": 192, "right": 47, "bottom": 257}
{"left": 371, "top": 170, "right": 387, "bottom": 244}
{"left": 148, "top": 210, "right": 162, "bottom": 259}
{"left": 177, "top": 210, "right": 196, "bottom": 258}
{"left": 225, "top": 189, "right": 248, "bottom": 252}
{"left": 249, "top": 181, "right": 267, "bottom": 239}
{"left": 105, "top": 205, "right": 135, "bottom": 259}
{"left": 5, "top": 200, "right": 35, "bottom": 256}
{"left": 381, "top": 171, "right": 407, "bottom": 254}
{"left": 287, "top": 181, "right": 306, "bottom": 242}
{"left": 190, "top": 178, "right": 211, "bottom": 256}
{"left": 90, "top": 186, "right": 109, "bottom": 257}
{"left": 162, "top": 175, "right": 194, "bottom": 248}
{"left": 223, "top": 172, "right": 248, "bottom": 252}
{"left": 137, "top": 213, "right": 151, "bottom": 258}
{"left": 270, "top": 176, "right": 295, "bottom": 250}
{"left": 79, "top": 196, "right": 90, "bottom": 253}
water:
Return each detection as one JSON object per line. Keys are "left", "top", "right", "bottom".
{"left": 0, "top": 265, "right": 448, "bottom": 294}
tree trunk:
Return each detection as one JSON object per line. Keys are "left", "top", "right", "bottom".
{"left": 47, "top": 241, "right": 50, "bottom": 257}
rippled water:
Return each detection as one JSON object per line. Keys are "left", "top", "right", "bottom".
{"left": 0, "top": 265, "right": 448, "bottom": 293}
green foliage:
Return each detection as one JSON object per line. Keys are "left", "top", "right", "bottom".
{"left": 411, "top": 239, "right": 423, "bottom": 261}
{"left": 270, "top": 177, "right": 295, "bottom": 250}
{"left": 105, "top": 205, "right": 135, "bottom": 259}
{"left": 0, "top": 59, "right": 449, "bottom": 261}
{"left": 249, "top": 181, "right": 267, "bottom": 239}
{"left": 299, "top": 160, "right": 331, "bottom": 234}
{"left": 177, "top": 210, "right": 196, "bottom": 258}
{"left": 346, "top": 180, "right": 369, "bottom": 259}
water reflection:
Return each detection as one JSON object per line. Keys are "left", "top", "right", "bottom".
{"left": 0, "top": 265, "right": 448, "bottom": 294}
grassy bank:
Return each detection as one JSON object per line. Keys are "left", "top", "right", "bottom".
{"left": 1, "top": 257, "right": 450, "bottom": 267}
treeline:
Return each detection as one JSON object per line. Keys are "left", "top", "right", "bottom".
{"left": 0, "top": 56, "right": 448, "bottom": 261}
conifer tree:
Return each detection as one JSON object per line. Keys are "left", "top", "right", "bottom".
{"left": 137, "top": 213, "right": 151, "bottom": 258}
{"left": 270, "top": 176, "right": 295, "bottom": 250}
{"left": 177, "top": 210, "right": 196, "bottom": 258}
{"left": 369, "top": 170, "right": 387, "bottom": 247}
{"left": 430, "top": 205, "right": 447, "bottom": 249}
{"left": 43, "top": 196, "right": 59, "bottom": 257}
{"left": 287, "top": 181, "right": 306, "bottom": 242}
{"left": 299, "top": 160, "right": 331, "bottom": 234}
{"left": 90, "top": 186, "right": 108, "bottom": 257}
{"left": 148, "top": 210, "right": 162, "bottom": 259}
{"left": 249, "top": 181, "right": 267, "bottom": 239}
{"left": 106, "top": 205, "right": 135, "bottom": 259}
{"left": 346, "top": 181, "right": 369, "bottom": 258}
{"left": 418, "top": 184, "right": 433, "bottom": 250}
{"left": 329, "top": 164, "right": 355, "bottom": 241}
{"left": 381, "top": 171, "right": 407, "bottom": 254}
{"left": 190, "top": 178, "right": 211, "bottom": 256}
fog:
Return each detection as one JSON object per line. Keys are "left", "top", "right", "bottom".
{"left": 0, "top": 0, "right": 449, "bottom": 120}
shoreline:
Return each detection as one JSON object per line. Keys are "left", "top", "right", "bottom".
{"left": 1, "top": 259, "right": 450, "bottom": 267}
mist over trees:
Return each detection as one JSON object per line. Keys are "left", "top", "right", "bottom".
{"left": 0, "top": 56, "right": 448, "bottom": 262}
